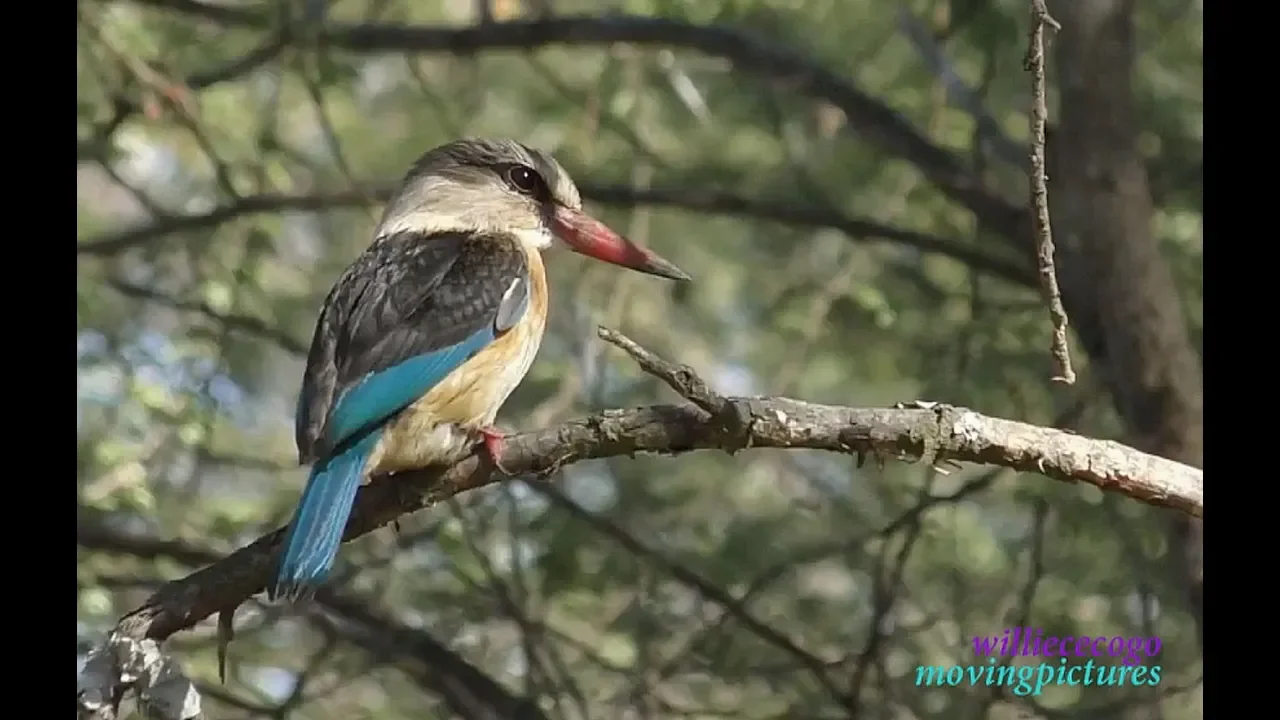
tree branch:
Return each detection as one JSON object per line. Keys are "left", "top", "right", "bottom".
{"left": 77, "top": 522, "right": 548, "bottom": 720}
{"left": 106, "top": 279, "right": 309, "bottom": 355}
{"left": 105, "top": 2, "right": 1030, "bottom": 240}
{"left": 1024, "top": 1, "right": 1074, "bottom": 384}
{"left": 321, "top": 593, "right": 549, "bottom": 720}
{"left": 327, "top": 17, "right": 1025, "bottom": 232}
{"left": 79, "top": 184, "right": 1034, "bottom": 286}
{"left": 80, "top": 329, "right": 1201, "bottom": 716}
{"left": 77, "top": 33, "right": 286, "bottom": 160}
{"left": 116, "top": 0, "right": 264, "bottom": 27}
{"left": 895, "top": 7, "right": 1029, "bottom": 173}
{"left": 90, "top": 327, "right": 1199, "bottom": 663}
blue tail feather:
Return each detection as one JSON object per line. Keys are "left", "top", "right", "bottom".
{"left": 270, "top": 431, "right": 381, "bottom": 601}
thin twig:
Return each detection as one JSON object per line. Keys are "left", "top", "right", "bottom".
{"left": 597, "top": 327, "right": 725, "bottom": 414}
{"left": 1024, "top": 1, "right": 1074, "bottom": 384}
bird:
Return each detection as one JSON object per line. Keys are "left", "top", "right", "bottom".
{"left": 269, "top": 138, "right": 690, "bottom": 601}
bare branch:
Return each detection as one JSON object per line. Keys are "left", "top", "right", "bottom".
{"left": 115, "top": 0, "right": 264, "bottom": 27}
{"left": 587, "top": 186, "right": 1034, "bottom": 286}
{"left": 1024, "top": 1, "right": 1075, "bottom": 384}
{"left": 79, "top": 185, "right": 1033, "bottom": 286}
{"left": 322, "top": 593, "right": 550, "bottom": 720}
{"left": 104, "top": 3, "right": 1029, "bottom": 240}
{"left": 895, "top": 7, "right": 1028, "bottom": 172}
{"left": 535, "top": 484, "right": 848, "bottom": 703}
{"left": 80, "top": 328, "right": 1202, "bottom": 712}
{"left": 77, "top": 35, "right": 285, "bottom": 160}
{"left": 106, "top": 279, "right": 308, "bottom": 355}
{"left": 107, "top": 329, "right": 1198, "bottom": 640}
{"left": 598, "top": 327, "right": 726, "bottom": 415}
{"left": 78, "top": 522, "right": 548, "bottom": 720}
{"left": 78, "top": 634, "right": 202, "bottom": 720}
{"left": 323, "top": 17, "right": 1021, "bottom": 226}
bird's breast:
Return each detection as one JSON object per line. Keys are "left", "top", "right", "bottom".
{"left": 372, "top": 247, "right": 549, "bottom": 475}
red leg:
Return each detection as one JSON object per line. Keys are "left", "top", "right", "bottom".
{"left": 479, "top": 425, "right": 516, "bottom": 475}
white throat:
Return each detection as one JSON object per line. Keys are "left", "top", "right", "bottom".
{"left": 511, "top": 226, "right": 554, "bottom": 251}
{"left": 376, "top": 211, "right": 553, "bottom": 252}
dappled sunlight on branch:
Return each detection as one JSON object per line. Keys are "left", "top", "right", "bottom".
{"left": 79, "top": 330, "right": 1201, "bottom": 718}
{"left": 78, "top": 2, "right": 1203, "bottom": 717}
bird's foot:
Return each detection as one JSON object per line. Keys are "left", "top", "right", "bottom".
{"left": 478, "top": 425, "right": 516, "bottom": 475}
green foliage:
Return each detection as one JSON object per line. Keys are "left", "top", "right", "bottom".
{"left": 77, "top": 0, "right": 1202, "bottom": 718}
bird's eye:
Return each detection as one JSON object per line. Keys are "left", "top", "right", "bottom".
{"left": 505, "top": 165, "right": 542, "bottom": 196}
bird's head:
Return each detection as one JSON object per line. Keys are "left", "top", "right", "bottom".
{"left": 376, "top": 138, "right": 690, "bottom": 281}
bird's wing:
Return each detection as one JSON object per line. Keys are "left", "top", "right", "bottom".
{"left": 295, "top": 231, "right": 531, "bottom": 462}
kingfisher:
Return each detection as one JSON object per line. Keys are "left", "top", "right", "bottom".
{"left": 269, "top": 139, "right": 689, "bottom": 601}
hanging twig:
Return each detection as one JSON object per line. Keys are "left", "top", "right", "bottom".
{"left": 1024, "top": 0, "right": 1075, "bottom": 384}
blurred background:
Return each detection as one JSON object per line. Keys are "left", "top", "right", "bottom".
{"left": 76, "top": 0, "right": 1203, "bottom": 718}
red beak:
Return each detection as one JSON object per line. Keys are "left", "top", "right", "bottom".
{"left": 551, "top": 206, "right": 691, "bottom": 282}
